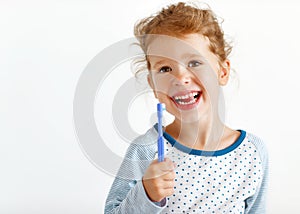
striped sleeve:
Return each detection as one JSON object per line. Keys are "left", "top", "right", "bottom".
{"left": 244, "top": 133, "right": 269, "bottom": 214}
{"left": 104, "top": 128, "right": 167, "bottom": 213}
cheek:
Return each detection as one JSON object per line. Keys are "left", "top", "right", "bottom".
{"left": 192, "top": 66, "right": 220, "bottom": 99}
{"left": 194, "top": 64, "right": 218, "bottom": 81}
{"left": 150, "top": 73, "right": 172, "bottom": 95}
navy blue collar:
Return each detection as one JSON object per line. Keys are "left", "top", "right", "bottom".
{"left": 154, "top": 124, "right": 246, "bottom": 157}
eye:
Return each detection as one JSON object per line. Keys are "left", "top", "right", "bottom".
{"left": 188, "top": 60, "right": 202, "bottom": 68}
{"left": 159, "top": 66, "right": 172, "bottom": 73}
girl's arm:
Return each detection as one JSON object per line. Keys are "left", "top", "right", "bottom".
{"left": 105, "top": 178, "right": 166, "bottom": 213}
{"left": 104, "top": 128, "right": 167, "bottom": 214}
{"left": 244, "top": 137, "right": 269, "bottom": 214}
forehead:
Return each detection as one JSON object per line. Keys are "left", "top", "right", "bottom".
{"left": 146, "top": 34, "right": 212, "bottom": 63}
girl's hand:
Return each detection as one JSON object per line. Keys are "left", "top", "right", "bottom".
{"left": 142, "top": 158, "right": 176, "bottom": 202}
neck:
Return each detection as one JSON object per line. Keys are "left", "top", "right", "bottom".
{"left": 165, "top": 113, "right": 226, "bottom": 151}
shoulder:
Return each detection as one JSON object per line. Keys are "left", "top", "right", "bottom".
{"left": 241, "top": 132, "right": 269, "bottom": 213}
{"left": 116, "top": 126, "right": 158, "bottom": 180}
{"left": 243, "top": 131, "right": 269, "bottom": 171}
{"left": 244, "top": 132, "right": 268, "bottom": 158}
{"left": 125, "top": 126, "right": 158, "bottom": 160}
{"left": 131, "top": 126, "right": 158, "bottom": 146}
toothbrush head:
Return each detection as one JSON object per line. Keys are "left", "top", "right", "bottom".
{"left": 157, "top": 103, "right": 166, "bottom": 116}
{"left": 157, "top": 103, "right": 166, "bottom": 111}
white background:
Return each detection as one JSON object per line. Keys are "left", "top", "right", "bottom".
{"left": 1, "top": 0, "right": 300, "bottom": 213}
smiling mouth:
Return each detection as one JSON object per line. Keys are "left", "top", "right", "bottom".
{"left": 171, "top": 91, "right": 201, "bottom": 108}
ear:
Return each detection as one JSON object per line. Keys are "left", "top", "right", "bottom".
{"left": 218, "top": 59, "right": 230, "bottom": 86}
{"left": 147, "top": 74, "right": 158, "bottom": 98}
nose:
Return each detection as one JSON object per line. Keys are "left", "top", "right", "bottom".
{"left": 171, "top": 65, "right": 191, "bottom": 86}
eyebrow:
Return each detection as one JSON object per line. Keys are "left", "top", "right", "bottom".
{"left": 152, "top": 59, "right": 167, "bottom": 68}
{"left": 147, "top": 57, "right": 169, "bottom": 69}
{"left": 149, "top": 62, "right": 165, "bottom": 72}
{"left": 181, "top": 53, "right": 204, "bottom": 59}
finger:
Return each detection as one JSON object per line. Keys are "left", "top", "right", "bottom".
{"left": 162, "top": 171, "right": 176, "bottom": 180}
{"left": 161, "top": 180, "right": 175, "bottom": 189}
{"left": 162, "top": 188, "right": 175, "bottom": 197}
{"left": 158, "top": 158, "right": 175, "bottom": 171}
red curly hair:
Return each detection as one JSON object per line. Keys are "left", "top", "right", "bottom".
{"left": 134, "top": 2, "right": 232, "bottom": 66}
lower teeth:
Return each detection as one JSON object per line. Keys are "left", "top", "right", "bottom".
{"left": 178, "top": 98, "right": 196, "bottom": 105}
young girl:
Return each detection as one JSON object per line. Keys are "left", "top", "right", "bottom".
{"left": 105, "top": 2, "right": 268, "bottom": 213}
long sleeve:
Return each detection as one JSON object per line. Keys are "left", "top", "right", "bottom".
{"left": 105, "top": 179, "right": 166, "bottom": 214}
{"left": 244, "top": 135, "right": 269, "bottom": 214}
{"left": 104, "top": 127, "right": 166, "bottom": 213}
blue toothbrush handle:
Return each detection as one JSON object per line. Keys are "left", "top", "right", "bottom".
{"left": 158, "top": 136, "right": 164, "bottom": 162}
{"left": 157, "top": 103, "right": 165, "bottom": 162}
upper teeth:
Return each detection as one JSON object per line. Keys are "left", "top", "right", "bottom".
{"left": 174, "top": 92, "right": 198, "bottom": 100}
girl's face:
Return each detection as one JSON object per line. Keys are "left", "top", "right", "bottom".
{"left": 146, "top": 33, "right": 230, "bottom": 123}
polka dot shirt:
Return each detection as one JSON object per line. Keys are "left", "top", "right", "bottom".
{"left": 161, "top": 130, "right": 263, "bottom": 213}
{"left": 105, "top": 127, "right": 268, "bottom": 214}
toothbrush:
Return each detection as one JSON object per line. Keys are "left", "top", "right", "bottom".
{"left": 157, "top": 103, "right": 165, "bottom": 162}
